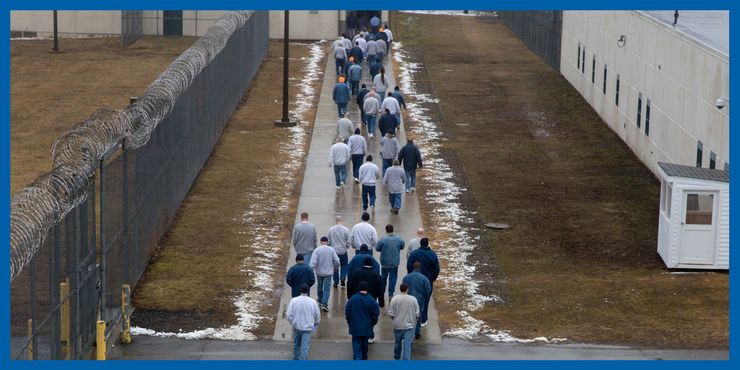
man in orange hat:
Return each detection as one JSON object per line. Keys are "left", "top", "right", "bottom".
{"left": 333, "top": 75, "right": 351, "bottom": 118}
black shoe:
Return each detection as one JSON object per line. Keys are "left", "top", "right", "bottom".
{"left": 415, "top": 334, "right": 421, "bottom": 340}
{"left": 341, "top": 280, "right": 346, "bottom": 287}
{"left": 333, "top": 283, "right": 338, "bottom": 288}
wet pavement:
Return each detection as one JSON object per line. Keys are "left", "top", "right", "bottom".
{"left": 271, "top": 51, "right": 442, "bottom": 345}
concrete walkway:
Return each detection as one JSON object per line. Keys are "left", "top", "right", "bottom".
{"left": 272, "top": 51, "right": 442, "bottom": 345}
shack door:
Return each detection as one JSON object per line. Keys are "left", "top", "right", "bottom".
{"left": 163, "top": 11, "right": 183, "bottom": 37}
{"left": 679, "top": 191, "right": 717, "bottom": 265}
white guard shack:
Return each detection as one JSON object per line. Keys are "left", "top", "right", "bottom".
{"left": 657, "top": 162, "right": 729, "bottom": 270}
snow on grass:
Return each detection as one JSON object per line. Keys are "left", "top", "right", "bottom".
{"left": 393, "top": 41, "right": 566, "bottom": 344}
{"left": 399, "top": 10, "right": 495, "bottom": 17}
{"left": 132, "top": 41, "right": 326, "bottom": 341}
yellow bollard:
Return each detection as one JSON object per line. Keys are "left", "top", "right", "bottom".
{"left": 60, "top": 279, "right": 70, "bottom": 359}
{"left": 96, "top": 320, "right": 106, "bottom": 360}
{"left": 27, "top": 319, "right": 33, "bottom": 360}
{"left": 121, "top": 284, "right": 132, "bottom": 344}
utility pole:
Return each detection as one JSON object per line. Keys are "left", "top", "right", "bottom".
{"left": 50, "top": 10, "right": 61, "bottom": 52}
{"left": 274, "top": 10, "right": 297, "bottom": 127}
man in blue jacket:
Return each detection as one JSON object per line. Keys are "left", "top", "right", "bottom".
{"left": 348, "top": 244, "right": 380, "bottom": 274}
{"left": 350, "top": 41, "right": 364, "bottom": 66}
{"left": 375, "top": 224, "right": 405, "bottom": 298}
{"left": 286, "top": 254, "right": 316, "bottom": 298}
{"left": 332, "top": 75, "right": 351, "bottom": 118}
{"left": 346, "top": 281, "right": 380, "bottom": 360}
{"left": 402, "top": 261, "right": 431, "bottom": 339}
{"left": 406, "top": 238, "right": 440, "bottom": 326}
{"left": 348, "top": 61, "right": 363, "bottom": 96}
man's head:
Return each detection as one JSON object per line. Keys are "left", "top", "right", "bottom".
{"left": 342, "top": 33, "right": 347, "bottom": 38}
{"left": 361, "top": 83, "right": 367, "bottom": 89}
{"left": 335, "top": 215, "right": 343, "bottom": 224}
{"left": 385, "top": 108, "right": 391, "bottom": 114}
{"left": 416, "top": 227, "right": 425, "bottom": 237}
{"left": 360, "top": 244, "right": 369, "bottom": 252}
{"left": 320, "top": 236, "right": 329, "bottom": 245}
{"left": 354, "top": 128, "right": 361, "bottom": 135}
{"left": 365, "top": 155, "right": 373, "bottom": 163}
{"left": 385, "top": 224, "right": 394, "bottom": 234}
{"left": 413, "top": 261, "right": 422, "bottom": 271}
{"left": 361, "top": 212, "right": 370, "bottom": 222}
{"left": 295, "top": 254, "right": 305, "bottom": 264}
{"left": 363, "top": 256, "right": 373, "bottom": 267}
{"left": 399, "top": 283, "right": 409, "bottom": 293}
{"left": 387, "top": 92, "right": 393, "bottom": 97}
{"left": 420, "top": 238, "right": 429, "bottom": 248}
{"left": 359, "top": 281, "right": 369, "bottom": 293}
{"left": 301, "top": 212, "right": 309, "bottom": 221}
{"left": 393, "top": 159, "right": 400, "bottom": 166}
{"left": 407, "top": 139, "right": 414, "bottom": 145}
{"left": 300, "top": 284, "right": 310, "bottom": 295}
{"left": 338, "top": 75, "right": 346, "bottom": 83}
{"left": 356, "top": 41, "right": 360, "bottom": 46}
{"left": 394, "top": 86, "right": 400, "bottom": 91}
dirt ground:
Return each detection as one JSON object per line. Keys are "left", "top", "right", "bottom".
{"left": 10, "top": 36, "right": 195, "bottom": 194}
{"left": 393, "top": 12, "right": 728, "bottom": 348}
{"left": 131, "top": 41, "right": 323, "bottom": 337}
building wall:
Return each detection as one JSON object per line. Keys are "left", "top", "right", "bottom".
{"left": 560, "top": 11, "right": 729, "bottom": 176}
{"left": 268, "top": 11, "right": 338, "bottom": 40}
{"left": 11, "top": 10, "right": 122, "bottom": 36}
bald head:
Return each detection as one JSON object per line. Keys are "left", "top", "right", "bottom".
{"left": 335, "top": 215, "right": 343, "bottom": 224}
{"left": 416, "top": 228, "right": 425, "bottom": 237}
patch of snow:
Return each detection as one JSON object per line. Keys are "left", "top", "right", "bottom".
{"left": 400, "top": 10, "right": 495, "bottom": 17}
{"left": 132, "top": 41, "right": 326, "bottom": 341}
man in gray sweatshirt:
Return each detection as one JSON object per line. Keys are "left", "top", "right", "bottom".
{"left": 387, "top": 283, "right": 420, "bottom": 360}
{"left": 383, "top": 159, "right": 406, "bottom": 214}
{"left": 310, "top": 236, "right": 340, "bottom": 312}
{"left": 329, "top": 139, "right": 351, "bottom": 189}
{"left": 380, "top": 133, "right": 401, "bottom": 176}
{"left": 327, "top": 216, "right": 352, "bottom": 288}
{"left": 292, "top": 212, "right": 318, "bottom": 265}
{"left": 336, "top": 114, "right": 354, "bottom": 143}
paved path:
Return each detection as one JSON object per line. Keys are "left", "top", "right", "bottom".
{"left": 120, "top": 335, "right": 728, "bottom": 360}
{"left": 272, "top": 51, "right": 442, "bottom": 345}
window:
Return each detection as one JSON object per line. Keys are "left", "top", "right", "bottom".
{"left": 591, "top": 55, "right": 596, "bottom": 83}
{"left": 710, "top": 152, "right": 716, "bottom": 169}
{"left": 661, "top": 181, "right": 673, "bottom": 218}
{"left": 696, "top": 141, "right": 703, "bottom": 167}
{"left": 603, "top": 64, "right": 607, "bottom": 94}
{"left": 636, "top": 93, "right": 642, "bottom": 128}
{"left": 577, "top": 43, "right": 581, "bottom": 69}
{"left": 685, "top": 193, "right": 714, "bottom": 225}
{"left": 582, "top": 48, "right": 586, "bottom": 73}
{"left": 645, "top": 99, "right": 651, "bottom": 136}
{"left": 615, "top": 75, "right": 620, "bottom": 106}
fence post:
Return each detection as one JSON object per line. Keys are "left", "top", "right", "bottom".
{"left": 60, "top": 278, "right": 70, "bottom": 359}
{"left": 96, "top": 320, "right": 106, "bottom": 360}
{"left": 27, "top": 319, "right": 33, "bottom": 359}
{"left": 121, "top": 284, "right": 132, "bottom": 344}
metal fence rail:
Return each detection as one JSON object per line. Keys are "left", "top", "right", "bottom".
{"left": 10, "top": 10, "right": 269, "bottom": 360}
{"left": 499, "top": 11, "right": 563, "bottom": 70}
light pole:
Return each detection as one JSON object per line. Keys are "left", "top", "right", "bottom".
{"left": 274, "top": 10, "right": 297, "bottom": 127}
{"left": 50, "top": 10, "right": 61, "bottom": 53}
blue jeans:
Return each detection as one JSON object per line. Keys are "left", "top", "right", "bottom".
{"left": 393, "top": 328, "right": 414, "bottom": 360}
{"left": 350, "top": 81, "right": 359, "bottom": 95}
{"left": 293, "top": 328, "right": 312, "bottom": 360}
{"left": 366, "top": 115, "right": 376, "bottom": 136}
{"left": 335, "top": 58, "right": 345, "bottom": 74}
{"left": 333, "top": 164, "right": 347, "bottom": 186}
{"left": 377, "top": 91, "right": 386, "bottom": 103}
{"left": 382, "top": 158, "right": 393, "bottom": 176}
{"left": 377, "top": 52, "right": 385, "bottom": 62}
{"left": 351, "top": 154, "right": 364, "bottom": 179}
{"left": 389, "top": 193, "right": 402, "bottom": 210}
{"left": 422, "top": 284, "right": 433, "bottom": 324}
{"left": 333, "top": 253, "right": 349, "bottom": 284}
{"left": 361, "top": 185, "right": 376, "bottom": 210}
{"left": 336, "top": 103, "right": 347, "bottom": 118}
{"left": 395, "top": 113, "right": 401, "bottom": 125}
{"left": 317, "top": 275, "right": 332, "bottom": 307}
{"left": 302, "top": 251, "right": 313, "bottom": 268}
{"left": 381, "top": 266, "right": 398, "bottom": 297}
{"left": 352, "top": 336, "right": 370, "bottom": 360}
{"left": 404, "top": 170, "right": 416, "bottom": 190}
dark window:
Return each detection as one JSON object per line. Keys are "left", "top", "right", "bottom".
{"left": 577, "top": 43, "right": 581, "bottom": 69}
{"left": 637, "top": 93, "right": 642, "bottom": 128}
{"left": 709, "top": 152, "right": 716, "bottom": 169}
{"left": 582, "top": 48, "right": 586, "bottom": 73}
{"left": 696, "top": 141, "right": 703, "bottom": 167}
{"left": 615, "top": 74, "right": 620, "bottom": 106}
{"left": 645, "top": 99, "right": 651, "bottom": 136}
{"left": 724, "top": 162, "right": 729, "bottom": 172}
{"left": 603, "top": 64, "right": 607, "bottom": 94}
{"left": 591, "top": 55, "right": 596, "bottom": 83}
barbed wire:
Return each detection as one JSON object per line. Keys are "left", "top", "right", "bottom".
{"left": 10, "top": 10, "right": 255, "bottom": 282}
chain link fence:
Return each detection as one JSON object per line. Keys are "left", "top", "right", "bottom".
{"left": 10, "top": 10, "right": 269, "bottom": 360}
{"left": 498, "top": 11, "right": 563, "bottom": 70}
{"left": 121, "top": 11, "right": 143, "bottom": 47}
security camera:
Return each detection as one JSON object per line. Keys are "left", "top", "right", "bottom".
{"left": 715, "top": 97, "right": 728, "bottom": 109}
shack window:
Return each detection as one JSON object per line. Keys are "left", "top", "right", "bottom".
{"left": 661, "top": 182, "right": 672, "bottom": 218}
{"left": 710, "top": 152, "right": 716, "bottom": 169}
{"left": 696, "top": 141, "right": 703, "bottom": 167}
{"left": 685, "top": 193, "right": 713, "bottom": 225}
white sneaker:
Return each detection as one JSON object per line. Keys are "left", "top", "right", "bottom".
{"left": 405, "top": 189, "right": 411, "bottom": 193}
{"left": 336, "top": 185, "right": 341, "bottom": 190}
{"left": 370, "top": 205, "right": 375, "bottom": 213}
{"left": 369, "top": 133, "right": 373, "bottom": 138}
{"left": 411, "top": 187, "right": 416, "bottom": 192}
{"left": 421, "top": 321, "right": 428, "bottom": 327}
{"left": 354, "top": 178, "right": 359, "bottom": 183}
{"left": 368, "top": 337, "right": 375, "bottom": 344}
{"left": 340, "top": 181, "right": 345, "bottom": 187}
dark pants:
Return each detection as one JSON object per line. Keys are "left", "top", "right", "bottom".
{"left": 336, "top": 103, "right": 348, "bottom": 118}
{"left": 381, "top": 266, "right": 399, "bottom": 297}
{"left": 351, "top": 154, "right": 364, "bottom": 179}
{"left": 382, "top": 158, "right": 393, "bottom": 175}
{"left": 389, "top": 193, "right": 402, "bottom": 210}
{"left": 350, "top": 81, "right": 360, "bottom": 95}
{"left": 333, "top": 253, "right": 349, "bottom": 284}
{"left": 359, "top": 106, "right": 366, "bottom": 123}
{"left": 352, "top": 336, "right": 370, "bottom": 360}
{"left": 335, "top": 58, "right": 345, "bottom": 74}
{"left": 422, "top": 283, "right": 434, "bottom": 324}
{"left": 361, "top": 185, "right": 376, "bottom": 210}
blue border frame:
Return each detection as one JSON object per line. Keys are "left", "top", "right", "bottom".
{"left": 1, "top": 1, "right": 735, "bottom": 368}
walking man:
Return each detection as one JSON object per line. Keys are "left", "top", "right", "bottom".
{"left": 380, "top": 132, "right": 401, "bottom": 176}
{"left": 348, "top": 128, "right": 367, "bottom": 183}
{"left": 347, "top": 256, "right": 385, "bottom": 308}
{"left": 333, "top": 36, "right": 347, "bottom": 75}
{"left": 333, "top": 75, "right": 351, "bottom": 118}
{"left": 309, "top": 236, "right": 340, "bottom": 312}
{"left": 329, "top": 139, "right": 351, "bottom": 189}
{"left": 378, "top": 108, "right": 399, "bottom": 137}
{"left": 357, "top": 84, "right": 369, "bottom": 125}
{"left": 358, "top": 155, "right": 381, "bottom": 212}
{"left": 402, "top": 262, "right": 431, "bottom": 339}
{"left": 351, "top": 212, "right": 378, "bottom": 252}
{"left": 384, "top": 160, "right": 405, "bottom": 213}
{"left": 375, "top": 224, "right": 405, "bottom": 298}
{"left": 392, "top": 86, "right": 407, "bottom": 123}
{"left": 286, "top": 254, "right": 315, "bottom": 298}
{"left": 406, "top": 238, "right": 440, "bottom": 327}
{"left": 348, "top": 60, "right": 362, "bottom": 96}
{"left": 397, "top": 138, "right": 423, "bottom": 192}
{"left": 363, "top": 91, "right": 380, "bottom": 138}
{"left": 380, "top": 92, "right": 401, "bottom": 125}
{"left": 292, "top": 212, "right": 317, "bottom": 265}
{"left": 388, "top": 283, "right": 420, "bottom": 360}
{"left": 327, "top": 216, "right": 352, "bottom": 288}
{"left": 346, "top": 281, "right": 380, "bottom": 360}
{"left": 287, "top": 284, "right": 321, "bottom": 360}
{"left": 348, "top": 244, "right": 380, "bottom": 275}
{"left": 336, "top": 114, "right": 354, "bottom": 142}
